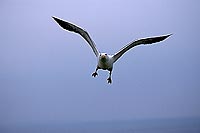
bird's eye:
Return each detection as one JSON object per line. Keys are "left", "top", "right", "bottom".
{"left": 105, "top": 54, "right": 107, "bottom": 55}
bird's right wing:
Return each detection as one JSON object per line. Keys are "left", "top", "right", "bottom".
{"left": 52, "top": 16, "right": 99, "bottom": 57}
{"left": 113, "top": 34, "right": 172, "bottom": 62}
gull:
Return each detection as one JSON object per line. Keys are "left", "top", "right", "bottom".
{"left": 52, "top": 16, "right": 171, "bottom": 84}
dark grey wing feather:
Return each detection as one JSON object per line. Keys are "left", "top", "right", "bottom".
{"left": 113, "top": 34, "right": 172, "bottom": 62}
{"left": 52, "top": 16, "right": 99, "bottom": 57}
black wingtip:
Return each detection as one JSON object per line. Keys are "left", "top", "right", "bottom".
{"left": 167, "top": 33, "right": 173, "bottom": 37}
{"left": 52, "top": 16, "right": 60, "bottom": 23}
{"left": 158, "top": 33, "right": 172, "bottom": 41}
{"left": 51, "top": 16, "right": 55, "bottom": 19}
{"left": 51, "top": 16, "right": 67, "bottom": 30}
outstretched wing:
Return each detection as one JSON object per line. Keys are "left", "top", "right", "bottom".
{"left": 113, "top": 34, "right": 172, "bottom": 62}
{"left": 52, "top": 16, "right": 99, "bottom": 57}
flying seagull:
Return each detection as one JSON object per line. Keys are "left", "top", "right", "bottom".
{"left": 52, "top": 16, "right": 171, "bottom": 84}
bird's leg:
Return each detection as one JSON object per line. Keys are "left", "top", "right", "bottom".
{"left": 107, "top": 69, "right": 112, "bottom": 84}
{"left": 92, "top": 66, "right": 99, "bottom": 77}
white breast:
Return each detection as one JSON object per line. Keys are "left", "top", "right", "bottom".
{"left": 98, "top": 55, "right": 114, "bottom": 70}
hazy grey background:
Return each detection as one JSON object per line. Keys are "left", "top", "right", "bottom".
{"left": 0, "top": 0, "right": 200, "bottom": 126}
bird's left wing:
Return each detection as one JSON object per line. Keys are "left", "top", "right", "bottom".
{"left": 113, "top": 34, "right": 172, "bottom": 62}
{"left": 52, "top": 16, "right": 99, "bottom": 57}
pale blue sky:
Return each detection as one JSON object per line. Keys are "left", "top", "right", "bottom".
{"left": 0, "top": 0, "right": 200, "bottom": 126}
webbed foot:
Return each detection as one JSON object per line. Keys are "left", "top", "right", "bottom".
{"left": 107, "top": 77, "right": 112, "bottom": 84}
{"left": 92, "top": 72, "right": 98, "bottom": 77}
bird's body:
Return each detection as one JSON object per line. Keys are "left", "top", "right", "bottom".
{"left": 52, "top": 16, "right": 172, "bottom": 84}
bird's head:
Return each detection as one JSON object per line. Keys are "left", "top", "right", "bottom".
{"left": 99, "top": 53, "right": 108, "bottom": 62}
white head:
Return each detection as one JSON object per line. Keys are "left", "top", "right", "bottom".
{"left": 99, "top": 53, "right": 109, "bottom": 63}
{"left": 98, "top": 53, "right": 114, "bottom": 70}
